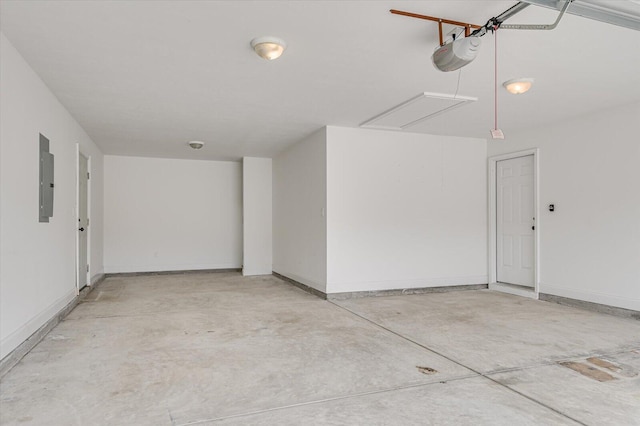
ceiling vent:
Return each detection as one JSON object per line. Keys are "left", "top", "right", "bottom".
{"left": 360, "top": 92, "right": 477, "bottom": 131}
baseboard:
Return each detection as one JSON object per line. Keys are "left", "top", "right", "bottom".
{"left": 273, "top": 272, "right": 328, "bottom": 300}
{"left": 539, "top": 293, "right": 640, "bottom": 321}
{"left": 273, "top": 272, "right": 489, "bottom": 301}
{"left": 327, "top": 283, "right": 489, "bottom": 300}
{"left": 540, "top": 285, "right": 639, "bottom": 312}
{"left": 0, "top": 288, "right": 76, "bottom": 361}
{"left": 0, "top": 283, "right": 99, "bottom": 378}
{"left": 326, "top": 275, "right": 488, "bottom": 294}
{"left": 105, "top": 268, "right": 241, "bottom": 278}
{"left": 104, "top": 263, "right": 242, "bottom": 274}
{"left": 242, "top": 269, "right": 272, "bottom": 276}
{"left": 91, "top": 272, "right": 106, "bottom": 286}
{"left": 489, "top": 282, "right": 537, "bottom": 299}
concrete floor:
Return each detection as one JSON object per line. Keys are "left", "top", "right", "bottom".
{"left": 1, "top": 273, "right": 639, "bottom": 425}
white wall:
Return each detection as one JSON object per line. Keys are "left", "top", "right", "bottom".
{"left": 0, "top": 33, "right": 104, "bottom": 359}
{"left": 243, "top": 157, "right": 272, "bottom": 276}
{"left": 272, "top": 128, "right": 327, "bottom": 292}
{"left": 104, "top": 156, "right": 242, "bottom": 273}
{"left": 488, "top": 103, "right": 640, "bottom": 311}
{"left": 326, "top": 126, "right": 487, "bottom": 293}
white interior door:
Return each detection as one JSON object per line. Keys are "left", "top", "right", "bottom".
{"left": 497, "top": 155, "right": 534, "bottom": 287}
{"left": 78, "top": 154, "right": 89, "bottom": 289}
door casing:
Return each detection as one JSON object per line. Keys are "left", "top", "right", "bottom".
{"left": 488, "top": 148, "right": 540, "bottom": 299}
{"left": 76, "top": 146, "right": 91, "bottom": 293}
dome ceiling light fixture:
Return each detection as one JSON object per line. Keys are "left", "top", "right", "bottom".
{"left": 250, "top": 36, "right": 287, "bottom": 60}
{"left": 188, "top": 141, "right": 205, "bottom": 150}
{"left": 503, "top": 78, "right": 534, "bottom": 94}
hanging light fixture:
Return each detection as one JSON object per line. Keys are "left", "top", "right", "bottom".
{"left": 503, "top": 78, "right": 534, "bottom": 94}
{"left": 250, "top": 36, "right": 287, "bottom": 60}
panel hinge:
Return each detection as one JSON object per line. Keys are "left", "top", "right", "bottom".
{"left": 86, "top": 264, "right": 89, "bottom": 272}
{"left": 87, "top": 172, "right": 90, "bottom": 179}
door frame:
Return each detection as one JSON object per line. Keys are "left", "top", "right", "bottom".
{"left": 76, "top": 145, "right": 91, "bottom": 294}
{"left": 488, "top": 148, "right": 540, "bottom": 299}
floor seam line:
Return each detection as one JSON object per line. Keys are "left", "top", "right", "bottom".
{"left": 328, "top": 301, "right": 587, "bottom": 426}
{"left": 479, "top": 375, "right": 586, "bottom": 426}
{"left": 174, "top": 374, "right": 478, "bottom": 425}
{"left": 328, "top": 301, "right": 473, "bottom": 370}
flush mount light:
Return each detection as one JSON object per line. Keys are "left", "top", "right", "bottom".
{"left": 188, "top": 141, "right": 204, "bottom": 150}
{"left": 250, "top": 36, "right": 286, "bottom": 60}
{"left": 503, "top": 78, "right": 534, "bottom": 94}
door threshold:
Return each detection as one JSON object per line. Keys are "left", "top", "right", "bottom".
{"left": 489, "top": 282, "right": 538, "bottom": 299}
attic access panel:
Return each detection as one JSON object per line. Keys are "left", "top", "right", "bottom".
{"left": 360, "top": 92, "right": 478, "bottom": 131}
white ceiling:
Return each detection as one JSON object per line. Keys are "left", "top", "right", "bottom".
{"left": 1, "top": 1, "right": 639, "bottom": 161}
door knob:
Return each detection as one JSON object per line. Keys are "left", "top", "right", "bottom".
{"left": 79, "top": 227, "right": 85, "bottom": 232}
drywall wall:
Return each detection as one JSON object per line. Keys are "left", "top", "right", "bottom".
{"left": 104, "top": 156, "right": 242, "bottom": 273}
{"left": 243, "top": 157, "right": 272, "bottom": 275}
{"left": 272, "top": 128, "right": 327, "bottom": 292}
{"left": 326, "top": 126, "right": 487, "bottom": 293}
{"left": 0, "top": 33, "right": 104, "bottom": 360}
{"left": 488, "top": 103, "right": 640, "bottom": 311}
